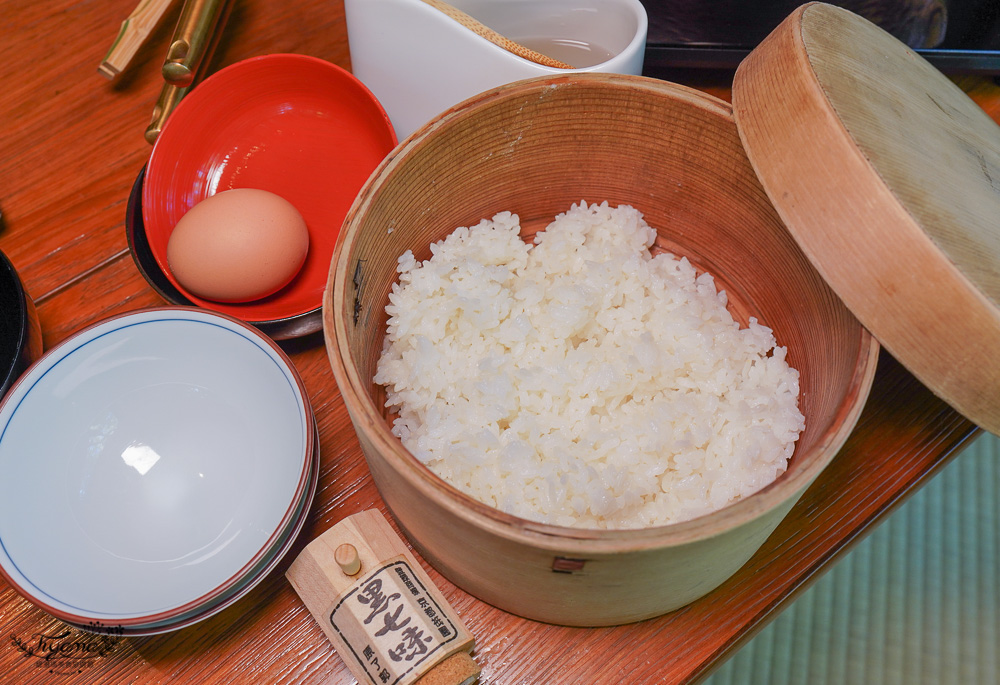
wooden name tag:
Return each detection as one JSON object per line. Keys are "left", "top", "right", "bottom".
{"left": 286, "top": 509, "right": 479, "bottom": 685}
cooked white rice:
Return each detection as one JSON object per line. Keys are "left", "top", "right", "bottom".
{"left": 374, "top": 202, "right": 804, "bottom": 529}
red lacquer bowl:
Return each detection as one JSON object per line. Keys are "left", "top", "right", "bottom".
{"left": 143, "top": 53, "right": 396, "bottom": 329}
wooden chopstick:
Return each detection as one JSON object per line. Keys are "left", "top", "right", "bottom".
{"left": 161, "top": 0, "right": 230, "bottom": 87}
{"left": 419, "top": 0, "right": 573, "bottom": 69}
{"left": 99, "top": 0, "right": 180, "bottom": 80}
{"left": 144, "top": 0, "right": 232, "bottom": 143}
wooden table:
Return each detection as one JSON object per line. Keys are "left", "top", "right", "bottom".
{"left": 0, "top": 1, "right": 986, "bottom": 682}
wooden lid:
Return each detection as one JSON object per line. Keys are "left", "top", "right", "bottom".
{"left": 733, "top": 2, "right": 1000, "bottom": 434}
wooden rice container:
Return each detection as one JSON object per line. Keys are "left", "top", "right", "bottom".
{"left": 324, "top": 66, "right": 879, "bottom": 625}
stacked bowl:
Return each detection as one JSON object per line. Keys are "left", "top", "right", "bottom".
{"left": 0, "top": 308, "right": 318, "bottom": 635}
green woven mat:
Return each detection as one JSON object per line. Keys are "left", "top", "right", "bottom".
{"left": 703, "top": 433, "right": 999, "bottom": 685}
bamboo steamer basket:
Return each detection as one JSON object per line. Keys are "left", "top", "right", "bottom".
{"left": 325, "top": 2, "right": 998, "bottom": 625}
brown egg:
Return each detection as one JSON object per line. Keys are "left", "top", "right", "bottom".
{"left": 167, "top": 188, "right": 310, "bottom": 303}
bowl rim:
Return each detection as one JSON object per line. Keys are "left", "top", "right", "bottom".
{"left": 0, "top": 306, "right": 316, "bottom": 624}
{"left": 325, "top": 72, "right": 881, "bottom": 553}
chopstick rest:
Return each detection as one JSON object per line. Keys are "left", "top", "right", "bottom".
{"left": 287, "top": 509, "right": 480, "bottom": 685}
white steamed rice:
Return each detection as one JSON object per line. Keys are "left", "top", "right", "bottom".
{"left": 374, "top": 201, "right": 805, "bottom": 529}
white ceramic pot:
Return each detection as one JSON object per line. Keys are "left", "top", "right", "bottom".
{"left": 345, "top": 0, "right": 648, "bottom": 140}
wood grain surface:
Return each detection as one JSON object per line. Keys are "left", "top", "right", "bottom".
{"left": 0, "top": 1, "right": 982, "bottom": 683}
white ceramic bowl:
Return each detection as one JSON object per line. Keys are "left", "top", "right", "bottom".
{"left": 0, "top": 308, "right": 314, "bottom": 628}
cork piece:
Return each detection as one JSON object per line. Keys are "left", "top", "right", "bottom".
{"left": 336, "top": 543, "right": 362, "bottom": 576}
{"left": 415, "top": 651, "right": 480, "bottom": 685}
{"left": 286, "top": 509, "right": 478, "bottom": 685}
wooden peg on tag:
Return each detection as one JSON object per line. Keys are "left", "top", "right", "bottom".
{"left": 286, "top": 509, "right": 480, "bottom": 685}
